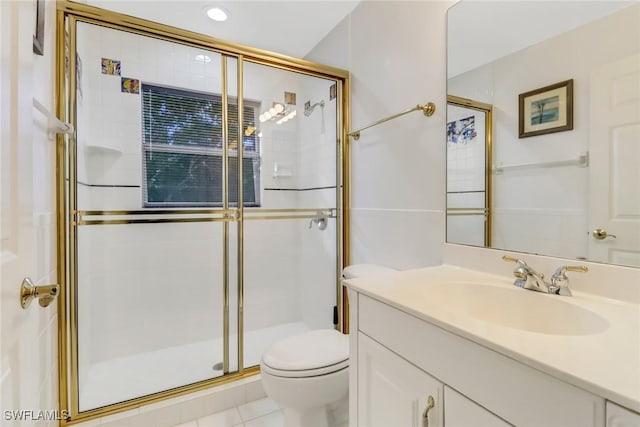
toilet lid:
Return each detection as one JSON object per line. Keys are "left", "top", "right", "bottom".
{"left": 261, "top": 329, "right": 349, "bottom": 375}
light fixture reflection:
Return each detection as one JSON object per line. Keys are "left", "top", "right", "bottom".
{"left": 259, "top": 101, "right": 296, "bottom": 124}
{"left": 194, "top": 54, "right": 211, "bottom": 63}
{"left": 206, "top": 7, "right": 228, "bottom": 22}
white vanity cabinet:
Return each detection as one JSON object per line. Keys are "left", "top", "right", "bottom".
{"left": 358, "top": 332, "right": 443, "bottom": 427}
{"left": 349, "top": 291, "right": 607, "bottom": 427}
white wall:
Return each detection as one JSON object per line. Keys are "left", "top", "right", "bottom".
{"left": 307, "top": 1, "right": 453, "bottom": 270}
{"left": 0, "top": 0, "right": 59, "bottom": 426}
{"left": 448, "top": 5, "right": 640, "bottom": 260}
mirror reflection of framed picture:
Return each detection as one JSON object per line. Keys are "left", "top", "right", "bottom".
{"left": 519, "top": 79, "right": 573, "bottom": 138}
{"left": 33, "top": 0, "right": 45, "bottom": 56}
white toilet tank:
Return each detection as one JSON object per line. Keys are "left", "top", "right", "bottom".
{"left": 342, "top": 263, "right": 396, "bottom": 280}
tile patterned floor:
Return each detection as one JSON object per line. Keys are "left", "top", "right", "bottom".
{"left": 172, "top": 397, "right": 283, "bottom": 427}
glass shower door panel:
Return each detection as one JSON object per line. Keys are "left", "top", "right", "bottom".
{"left": 74, "top": 22, "right": 232, "bottom": 411}
{"left": 241, "top": 61, "right": 338, "bottom": 369}
{"left": 446, "top": 104, "right": 488, "bottom": 246}
{"left": 77, "top": 223, "right": 225, "bottom": 411}
{"left": 75, "top": 22, "right": 229, "bottom": 212}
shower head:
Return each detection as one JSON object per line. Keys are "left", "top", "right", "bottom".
{"left": 304, "top": 100, "right": 325, "bottom": 117}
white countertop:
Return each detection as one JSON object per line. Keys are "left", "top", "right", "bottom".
{"left": 345, "top": 264, "right": 640, "bottom": 413}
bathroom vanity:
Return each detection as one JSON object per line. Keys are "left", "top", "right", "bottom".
{"left": 344, "top": 265, "right": 640, "bottom": 427}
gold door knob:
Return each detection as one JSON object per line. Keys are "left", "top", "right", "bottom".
{"left": 592, "top": 228, "right": 617, "bottom": 240}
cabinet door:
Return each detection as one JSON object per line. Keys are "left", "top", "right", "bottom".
{"left": 358, "top": 333, "right": 443, "bottom": 427}
{"left": 445, "top": 386, "right": 512, "bottom": 427}
{"left": 607, "top": 402, "right": 640, "bottom": 427}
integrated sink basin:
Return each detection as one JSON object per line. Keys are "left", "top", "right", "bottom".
{"left": 416, "top": 282, "right": 609, "bottom": 335}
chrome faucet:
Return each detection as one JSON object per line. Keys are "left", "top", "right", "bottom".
{"left": 308, "top": 212, "right": 327, "bottom": 230}
{"left": 502, "top": 256, "right": 549, "bottom": 292}
{"left": 502, "top": 256, "right": 587, "bottom": 296}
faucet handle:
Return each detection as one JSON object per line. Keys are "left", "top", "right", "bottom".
{"left": 502, "top": 255, "right": 545, "bottom": 277}
{"left": 502, "top": 255, "right": 527, "bottom": 266}
{"left": 552, "top": 265, "right": 588, "bottom": 277}
{"left": 550, "top": 265, "right": 588, "bottom": 296}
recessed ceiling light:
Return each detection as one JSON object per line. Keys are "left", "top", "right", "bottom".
{"left": 206, "top": 7, "right": 228, "bottom": 22}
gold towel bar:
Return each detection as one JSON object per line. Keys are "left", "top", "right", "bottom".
{"left": 348, "top": 102, "right": 436, "bottom": 140}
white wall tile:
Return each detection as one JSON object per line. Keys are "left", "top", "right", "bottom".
{"left": 350, "top": 209, "right": 445, "bottom": 270}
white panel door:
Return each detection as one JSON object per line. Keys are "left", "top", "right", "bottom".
{"left": 0, "top": 0, "right": 38, "bottom": 340}
{"left": 589, "top": 53, "right": 640, "bottom": 266}
{"left": 0, "top": 1, "right": 59, "bottom": 427}
{"left": 357, "top": 332, "right": 443, "bottom": 427}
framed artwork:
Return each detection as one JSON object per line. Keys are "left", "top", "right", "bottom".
{"left": 33, "top": 0, "right": 45, "bottom": 56}
{"left": 518, "top": 79, "right": 573, "bottom": 138}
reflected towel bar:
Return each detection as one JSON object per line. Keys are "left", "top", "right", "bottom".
{"left": 33, "top": 97, "right": 74, "bottom": 137}
{"left": 348, "top": 102, "right": 436, "bottom": 140}
{"left": 493, "top": 152, "right": 589, "bottom": 174}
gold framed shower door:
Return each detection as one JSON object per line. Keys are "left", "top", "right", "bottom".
{"left": 55, "top": 2, "right": 351, "bottom": 423}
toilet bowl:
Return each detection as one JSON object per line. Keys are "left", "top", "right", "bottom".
{"left": 261, "top": 329, "right": 348, "bottom": 427}
{"left": 260, "top": 264, "right": 396, "bottom": 427}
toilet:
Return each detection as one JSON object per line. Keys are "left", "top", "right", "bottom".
{"left": 260, "top": 264, "right": 396, "bottom": 427}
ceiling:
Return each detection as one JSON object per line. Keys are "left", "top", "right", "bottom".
{"left": 83, "top": 0, "right": 360, "bottom": 58}
{"left": 447, "top": 0, "right": 635, "bottom": 78}
{"left": 79, "top": 1, "right": 634, "bottom": 78}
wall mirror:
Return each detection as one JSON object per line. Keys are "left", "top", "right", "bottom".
{"left": 446, "top": 1, "right": 640, "bottom": 268}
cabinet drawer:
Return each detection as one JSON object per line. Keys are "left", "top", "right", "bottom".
{"left": 358, "top": 294, "right": 605, "bottom": 427}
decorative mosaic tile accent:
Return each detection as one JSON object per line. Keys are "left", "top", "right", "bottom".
{"left": 102, "top": 58, "right": 121, "bottom": 76}
{"left": 121, "top": 77, "right": 140, "bottom": 94}
{"left": 284, "top": 91, "right": 296, "bottom": 105}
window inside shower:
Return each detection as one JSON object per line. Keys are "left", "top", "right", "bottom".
{"left": 68, "top": 20, "right": 343, "bottom": 418}
{"left": 141, "top": 84, "right": 261, "bottom": 207}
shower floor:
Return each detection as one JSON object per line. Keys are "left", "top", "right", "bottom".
{"left": 79, "top": 322, "right": 309, "bottom": 412}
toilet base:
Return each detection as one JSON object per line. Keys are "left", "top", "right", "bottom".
{"left": 260, "top": 364, "right": 349, "bottom": 427}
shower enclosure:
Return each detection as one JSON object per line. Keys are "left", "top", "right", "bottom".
{"left": 56, "top": 2, "right": 350, "bottom": 422}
